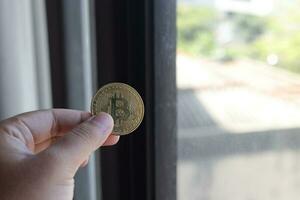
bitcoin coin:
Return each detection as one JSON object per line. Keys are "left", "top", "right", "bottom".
{"left": 91, "top": 82, "right": 144, "bottom": 135}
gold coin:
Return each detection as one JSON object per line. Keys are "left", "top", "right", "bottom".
{"left": 91, "top": 82, "right": 144, "bottom": 135}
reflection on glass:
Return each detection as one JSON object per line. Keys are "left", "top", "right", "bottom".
{"left": 177, "top": 0, "right": 300, "bottom": 199}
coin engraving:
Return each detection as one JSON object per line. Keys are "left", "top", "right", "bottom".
{"left": 91, "top": 83, "right": 144, "bottom": 135}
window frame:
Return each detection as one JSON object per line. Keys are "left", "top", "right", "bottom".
{"left": 95, "top": 1, "right": 177, "bottom": 200}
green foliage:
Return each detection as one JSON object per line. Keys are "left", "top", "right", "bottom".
{"left": 217, "top": 13, "right": 268, "bottom": 61}
{"left": 177, "top": 5, "right": 217, "bottom": 56}
{"left": 231, "top": 14, "right": 267, "bottom": 43}
{"left": 248, "top": 5, "right": 300, "bottom": 72}
{"left": 177, "top": 2, "right": 300, "bottom": 73}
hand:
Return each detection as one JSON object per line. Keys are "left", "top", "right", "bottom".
{"left": 0, "top": 109, "right": 119, "bottom": 200}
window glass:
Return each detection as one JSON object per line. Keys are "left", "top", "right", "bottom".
{"left": 177, "top": 0, "right": 300, "bottom": 199}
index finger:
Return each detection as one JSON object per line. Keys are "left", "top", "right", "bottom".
{"left": 9, "top": 109, "right": 91, "bottom": 144}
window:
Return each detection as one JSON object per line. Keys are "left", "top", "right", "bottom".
{"left": 6, "top": 0, "right": 299, "bottom": 199}
{"left": 177, "top": 0, "right": 300, "bottom": 199}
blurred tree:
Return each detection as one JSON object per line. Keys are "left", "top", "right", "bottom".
{"left": 249, "top": 2, "right": 300, "bottom": 72}
{"left": 177, "top": 2, "right": 300, "bottom": 73}
{"left": 177, "top": 5, "right": 217, "bottom": 56}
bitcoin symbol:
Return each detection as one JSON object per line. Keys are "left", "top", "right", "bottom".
{"left": 110, "top": 93, "right": 130, "bottom": 125}
{"left": 91, "top": 82, "right": 144, "bottom": 135}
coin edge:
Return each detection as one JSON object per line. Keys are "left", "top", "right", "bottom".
{"left": 90, "top": 82, "right": 145, "bottom": 136}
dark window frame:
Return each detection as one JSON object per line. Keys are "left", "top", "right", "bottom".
{"left": 95, "top": 1, "right": 177, "bottom": 200}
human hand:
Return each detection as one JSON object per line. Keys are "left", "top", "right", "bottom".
{"left": 0, "top": 109, "right": 119, "bottom": 200}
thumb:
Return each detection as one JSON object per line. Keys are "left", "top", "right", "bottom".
{"left": 43, "top": 112, "right": 113, "bottom": 170}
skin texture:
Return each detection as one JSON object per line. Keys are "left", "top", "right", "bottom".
{"left": 0, "top": 109, "right": 119, "bottom": 200}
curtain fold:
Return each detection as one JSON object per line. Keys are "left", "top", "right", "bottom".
{"left": 0, "top": 0, "right": 52, "bottom": 120}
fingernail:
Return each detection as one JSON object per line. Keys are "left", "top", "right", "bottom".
{"left": 91, "top": 112, "right": 114, "bottom": 132}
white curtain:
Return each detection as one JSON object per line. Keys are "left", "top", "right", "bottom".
{"left": 0, "top": 0, "right": 52, "bottom": 119}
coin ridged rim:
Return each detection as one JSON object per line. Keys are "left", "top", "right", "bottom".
{"left": 91, "top": 82, "right": 144, "bottom": 135}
